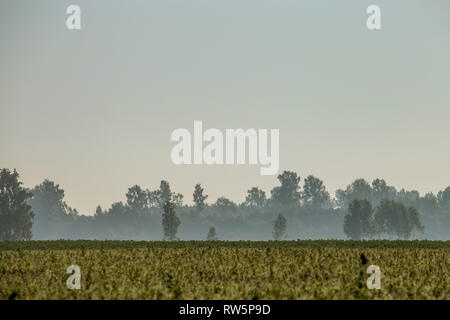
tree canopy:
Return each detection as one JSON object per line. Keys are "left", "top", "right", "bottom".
{"left": 0, "top": 169, "right": 34, "bottom": 240}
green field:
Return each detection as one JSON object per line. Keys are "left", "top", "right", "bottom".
{"left": 0, "top": 240, "right": 448, "bottom": 300}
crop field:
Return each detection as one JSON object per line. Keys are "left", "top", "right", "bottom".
{"left": 0, "top": 241, "right": 448, "bottom": 300}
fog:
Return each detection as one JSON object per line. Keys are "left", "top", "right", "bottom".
{"left": 28, "top": 172, "right": 450, "bottom": 241}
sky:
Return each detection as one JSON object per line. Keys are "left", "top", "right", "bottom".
{"left": 1, "top": 0, "right": 449, "bottom": 214}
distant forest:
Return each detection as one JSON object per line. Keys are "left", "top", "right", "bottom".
{"left": 1, "top": 168, "right": 449, "bottom": 241}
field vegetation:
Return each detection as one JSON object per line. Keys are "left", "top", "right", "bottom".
{"left": 0, "top": 240, "right": 448, "bottom": 300}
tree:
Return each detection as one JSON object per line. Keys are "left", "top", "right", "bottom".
{"left": 301, "top": 175, "right": 330, "bottom": 207}
{"left": 159, "top": 181, "right": 172, "bottom": 206}
{"left": 193, "top": 184, "right": 208, "bottom": 212}
{"left": 106, "top": 201, "right": 127, "bottom": 222}
{"left": 172, "top": 193, "right": 184, "bottom": 207}
{"left": 30, "top": 180, "right": 73, "bottom": 216}
{"left": 214, "top": 197, "right": 238, "bottom": 213}
{"left": 406, "top": 206, "right": 425, "bottom": 237}
{"left": 148, "top": 189, "right": 161, "bottom": 208}
{"left": 0, "top": 169, "right": 34, "bottom": 240}
{"left": 149, "top": 180, "right": 184, "bottom": 209}
{"left": 94, "top": 205, "right": 103, "bottom": 217}
{"left": 243, "top": 187, "right": 266, "bottom": 208}
{"left": 375, "top": 199, "right": 424, "bottom": 239}
{"left": 437, "top": 186, "right": 450, "bottom": 209}
{"left": 126, "top": 185, "right": 148, "bottom": 212}
{"left": 336, "top": 178, "right": 372, "bottom": 208}
{"left": 418, "top": 192, "right": 438, "bottom": 213}
{"left": 270, "top": 171, "right": 301, "bottom": 207}
{"left": 273, "top": 214, "right": 287, "bottom": 240}
{"left": 396, "top": 189, "right": 420, "bottom": 207}
{"left": 371, "top": 178, "right": 396, "bottom": 204}
{"left": 29, "top": 179, "right": 77, "bottom": 239}
{"left": 375, "top": 200, "right": 401, "bottom": 238}
{"left": 343, "top": 199, "right": 375, "bottom": 240}
{"left": 162, "top": 200, "right": 180, "bottom": 241}
{"left": 206, "top": 226, "right": 218, "bottom": 240}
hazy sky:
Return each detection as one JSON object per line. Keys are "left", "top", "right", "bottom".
{"left": 1, "top": 0, "right": 449, "bottom": 214}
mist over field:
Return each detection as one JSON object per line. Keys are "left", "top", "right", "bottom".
{"left": 23, "top": 171, "right": 450, "bottom": 241}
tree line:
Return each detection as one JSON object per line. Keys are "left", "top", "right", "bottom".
{"left": 1, "top": 168, "right": 449, "bottom": 241}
